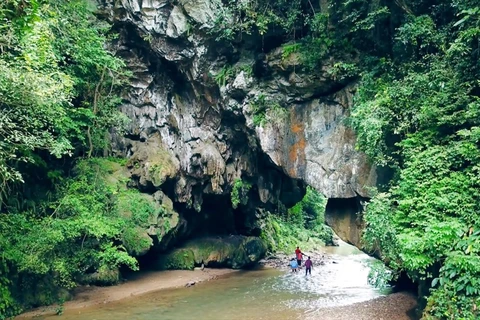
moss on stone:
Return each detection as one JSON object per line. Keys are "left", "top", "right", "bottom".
{"left": 121, "top": 227, "right": 153, "bottom": 256}
{"left": 155, "top": 236, "right": 267, "bottom": 270}
{"left": 188, "top": 238, "right": 237, "bottom": 266}
{"left": 155, "top": 249, "right": 195, "bottom": 270}
{"left": 19, "top": 276, "right": 73, "bottom": 308}
{"left": 127, "top": 147, "right": 177, "bottom": 187}
{"left": 80, "top": 267, "right": 120, "bottom": 286}
{"left": 82, "top": 158, "right": 180, "bottom": 257}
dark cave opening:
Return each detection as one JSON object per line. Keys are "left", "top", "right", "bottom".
{"left": 324, "top": 196, "right": 368, "bottom": 249}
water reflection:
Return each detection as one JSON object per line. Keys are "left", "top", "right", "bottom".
{"left": 39, "top": 241, "right": 389, "bottom": 320}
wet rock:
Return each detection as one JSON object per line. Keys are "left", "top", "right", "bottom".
{"left": 325, "top": 197, "right": 366, "bottom": 249}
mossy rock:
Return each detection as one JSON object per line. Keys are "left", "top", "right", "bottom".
{"left": 122, "top": 227, "right": 153, "bottom": 256}
{"left": 18, "top": 276, "right": 73, "bottom": 308}
{"left": 127, "top": 141, "right": 178, "bottom": 188}
{"left": 155, "top": 249, "right": 195, "bottom": 270}
{"left": 79, "top": 267, "right": 120, "bottom": 286}
{"left": 155, "top": 236, "right": 267, "bottom": 270}
{"left": 89, "top": 159, "right": 180, "bottom": 256}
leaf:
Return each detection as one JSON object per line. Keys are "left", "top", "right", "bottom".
{"left": 453, "top": 16, "right": 468, "bottom": 28}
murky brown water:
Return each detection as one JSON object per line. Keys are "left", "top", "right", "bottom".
{"left": 40, "top": 241, "right": 390, "bottom": 320}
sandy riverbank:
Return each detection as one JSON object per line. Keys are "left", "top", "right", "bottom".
{"left": 18, "top": 268, "right": 237, "bottom": 318}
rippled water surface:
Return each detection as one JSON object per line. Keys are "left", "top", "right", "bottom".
{"left": 43, "top": 241, "right": 390, "bottom": 320}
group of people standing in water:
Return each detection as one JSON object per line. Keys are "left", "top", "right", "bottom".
{"left": 290, "top": 246, "right": 313, "bottom": 276}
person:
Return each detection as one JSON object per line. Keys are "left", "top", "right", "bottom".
{"left": 305, "top": 256, "right": 313, "bottom": 276}
{"left": 295, "top": 246, "right": 303, "bottom": 267}
{"left": 289, "top": 258, "right": 298, "bottom": 273}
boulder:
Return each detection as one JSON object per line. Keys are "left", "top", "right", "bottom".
{"left": 154, "top": 236, "right": 267, "bottom": 270}
{"left": 79, "top": 267, "right": 121, "bottom": 286}
{"left": 155, "top": 248, "right": 196, "bottom": 270}
{"left": 166, "top": 6, "right": 189, "bottom": 39}
{"left": 178, "top": 0, "right": 220, "bottom": 29}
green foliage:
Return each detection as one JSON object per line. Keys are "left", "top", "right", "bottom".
{"left": 231, "top": 178, "right": 252, "bottom": 209}
{"left": 213, "top": 63, "right": 253, "bottom": 87}
{"left": 281, "top": 43, "right": 301, "bottom": 60}
{"left": 367, "top": 259, "right": 394, "bottom": 289}
{"left": 0, "top": 158, "right": 164, "bottom": 315}
{"left": 0, "top": 260, "right": 21, "bottom": 319}
{"left": 261, "top": 187, "right": 332, "bottom": 253}
{"left": 350, "top": 0, "right": 480, "bottom": 317}
{"left": 286, "top": 186, "right": 326, "bottom": 229}
{"left": 424, "top": 228, "right": 480, "bottom": 319}
{"left": 250, "top": 95, "right": 288, "bottom": 127}
{"left": 260, "top": 213, "right": 330, "bottom": 254}
{"left": 210, "top": 0, "right": 305, "bottom": 42}
{"left": 0, "top": 0, "right": 129, "bottom": 193}
{"left": 251, "top": 94, "right": 268, "bottom": 127}
{"left": 210, "top": 3, "right": 353, "bottom": 75}
{"left": 300, "top": 13, "right": 336, "bottom": 72}
{"left": 0, "top": 1, "right": 132, "bottom": 313}
{"left": 301, "top": 187, "right": 327, "bottom": 229}
{"left": 214, "top": 64, "right": 236, "bottom": 87}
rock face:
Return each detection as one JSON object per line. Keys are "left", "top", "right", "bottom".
{"left": 97, "top": 0, "right": 378, "bottom": 251}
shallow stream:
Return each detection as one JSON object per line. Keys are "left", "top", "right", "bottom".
{"left": 43, "top": 241, "right": 390, "bottom": 320}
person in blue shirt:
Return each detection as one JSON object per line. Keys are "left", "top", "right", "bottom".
{"left": 290, "top": 258, "right": 298, "bottom": 272}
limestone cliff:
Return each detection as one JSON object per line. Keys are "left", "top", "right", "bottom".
{"left": 98, "top": 0, "right": 379, "bottom": 249}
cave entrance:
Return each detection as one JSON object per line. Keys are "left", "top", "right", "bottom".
{"left": 324, "top": 196, "right": 368, "bottom": 248}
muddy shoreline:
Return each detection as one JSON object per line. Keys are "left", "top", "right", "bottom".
{"left": 17, "top": 268, "right": 237, "bottom": 318}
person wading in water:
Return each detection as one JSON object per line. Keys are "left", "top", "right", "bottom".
{"left": 305, "top": 256, "right": 313, "bottom": 276}
{"left": 290, "top": 258, "right": 298, "bottom": 273}
{"left": 295, "top": 246, "right": 303, "bottom": 267}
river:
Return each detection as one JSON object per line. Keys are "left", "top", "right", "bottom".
{"left": 36, "top": 240, "right": 397, "bottom": 320}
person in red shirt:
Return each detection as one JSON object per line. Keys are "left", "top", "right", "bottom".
{"left": 305, "top": 256, "right": 313, "bottom": 276}
{"left": 295, "top": 246, "right": 303, "bottom": 266}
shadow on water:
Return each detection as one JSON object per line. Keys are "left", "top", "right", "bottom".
{"left": 40, "top": 241, "right": 393, "bottom": 320}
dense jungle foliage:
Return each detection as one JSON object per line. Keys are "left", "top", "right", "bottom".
{"left": 0, "top": 0, "right": 133, "bottom": 317}
{"left": 260, "top": 186, "right": 333, "bottom": 253}
{"left": 2, "top": 0, "right": 480, "bottom": 319}
{"left": 347, "top": 2, "right": 480, "bottom": 319}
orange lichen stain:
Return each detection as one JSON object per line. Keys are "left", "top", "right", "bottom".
{"left": 291, "top": 122, "right": 303, "bottom": 134}
{"left": 288, "top": 113, "right": 306, "bottom": 176}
